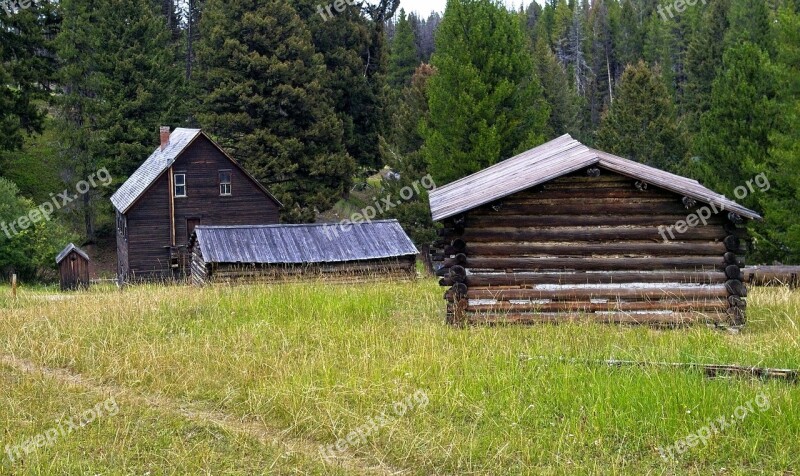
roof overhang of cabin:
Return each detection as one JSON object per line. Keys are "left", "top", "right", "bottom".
{"left": 429, "top": 134, "right": 762, "bottom": 222}
{"left": 111, "top": 129, "right": 282, "bottom": 214}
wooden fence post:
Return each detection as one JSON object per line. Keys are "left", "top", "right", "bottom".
{"left": 11, "top": 273, "right": 17, "bottom": 300}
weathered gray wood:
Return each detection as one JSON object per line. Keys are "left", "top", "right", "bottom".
{"left": 450, "top": 226, "right": 728, "bottom": 243}
{"left": 468, "top": 300, "right": 728, "bottom": 313}
{"left": 463, "top": 312, "right": 729, "bottom": 325}
{"left": 725, "top": 265, "right": 743, "bottom": 280}
{"left": 461, "top": 242, "right": 727, "bottom": 258}
{"left": 466, "top": 287, "right": 728, "bottom": 301}
{"left": 461, "top": 256, "right": 725, "bottom": 271}
{"left": 462, "top": 271, "right": 727, "bottom": 287}
{"left": 725, "top": 279, "right": 748, "bottom": 297}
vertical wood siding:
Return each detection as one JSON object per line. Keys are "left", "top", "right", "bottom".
{"left": 120, "top": 135, "right": 280, "bottom": 282}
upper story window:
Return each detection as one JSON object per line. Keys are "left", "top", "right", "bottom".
{"left": 174, "top": 173, "right": 186, "bottom": 197}
{"left": 219, "top": 170, "right": 232, "bottom": 196}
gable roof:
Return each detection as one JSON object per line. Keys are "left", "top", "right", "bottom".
{"left": 190, "top": 220, "right": 418, "bottom": 265}
{"left": 110, "top": 128, "right": 281, "bottom": 213}
{"left": 429, "top": 134, "right": 762, "bottom": 221}
{"left": 56, "top": 243, "right": 89, "bottom": 264}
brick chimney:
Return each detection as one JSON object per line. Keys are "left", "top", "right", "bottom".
{"left": 160, "top": 126, "right": 170, "bottom": 151}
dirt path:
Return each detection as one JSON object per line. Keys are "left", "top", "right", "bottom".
{"left": 0, "top": 354, "right": 405, "bottom": 475}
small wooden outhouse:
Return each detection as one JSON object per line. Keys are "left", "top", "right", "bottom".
{"left": 56, "top": 243, "right": 90, "bottom": 291}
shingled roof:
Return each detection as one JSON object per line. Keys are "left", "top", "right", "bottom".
{"left": 429, "top": 134, "right": 762, "bottom": 221}
{"left": 190, "top": 220, "right": 418, "bottom": 264}
{"left": 56, "top": 243, "right": 89, "bottom": 264}
{"left": 110, "top": 128, "right": 280, "bottom": 213}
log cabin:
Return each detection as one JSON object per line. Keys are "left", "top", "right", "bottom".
{"left": 188, "top": 220, "right": 418, "bottom": 285}
{"left": 111, "top": 127, "right": 281, "bottom": 283}
{"left": 429, "top": 134, "right": 762, "bottom": 327}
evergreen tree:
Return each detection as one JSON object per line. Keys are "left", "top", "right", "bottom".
{"left": 696, "top": 43, "right": 775, "bottom": 193}
{"left": 196, "top": 0, "right": 354, "bottom": 222}
{"left": 725, "top": 0, "right": 773, "bottom": 54}
{"left": 683, "top": 0, "right": 730, "bottom": 135}
{"left": 422, "top": 0, "right": 549, "bottom": 184}
{"left": 388, "top": 10, "right": 418, "bottom": 88}
{"left": 56, "top": 0, "right": 186, "bottom": 239}
{"left": 617, "top": 0, "right": 642, "bottom": 68}
{"left": 587, "top": 0, "right": 617, "bottom": 128}
{"left": 0, "top": 0, "right": 59, "bottom": 153}
{"left": 381, "top": 64, "right": 438, "bottom": 245}
{"left": 760, "top": 6, "right": 800, "bottom": 262}
{"left": 596, "top": 61, "right": 685, "bottom": 170}
{"left": 297, "top": 0, "right": 389, "bottom": 170}
{"left": 533, "top": 37, "right": 582, "bottom": 137}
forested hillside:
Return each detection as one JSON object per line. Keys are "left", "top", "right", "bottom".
{"left": 1, "top": 0, "right": 799, "bottom": 280}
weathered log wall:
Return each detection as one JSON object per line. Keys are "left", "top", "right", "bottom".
{"left": 432, "top": 169, "right": 749, "bottom": 326}
{"left": 192, "top": 255, "right": 417, "bottom": 285}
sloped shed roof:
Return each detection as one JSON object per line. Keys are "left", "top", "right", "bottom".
{"left": 110, "top": 128, "right": 280, "bottom": 213}
{"left": 191, "top": 220, "right": 418, "bottom": 264}
{"left": 56, "top": 243, "right": 89, "bottom": 264}
{"left": 429, "top": 134, "right": 762, "bottom": 221}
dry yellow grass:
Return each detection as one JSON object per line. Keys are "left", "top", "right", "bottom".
{"left": 0, "top": 280, "right": 798, "bottom": 474}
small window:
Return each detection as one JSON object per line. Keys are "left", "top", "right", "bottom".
{"left": 219, "top": 170, "right": 231, "bottom": 196}
{"left": 174, "top": 173, "right": 186, "bottom": 197}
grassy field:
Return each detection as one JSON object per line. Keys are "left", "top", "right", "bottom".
{"left": 0, "top": 279, "right": 798, "bottom": 475}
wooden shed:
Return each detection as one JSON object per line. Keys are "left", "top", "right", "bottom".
{"left": 56, "top": 243, "right": 90, "bottom": 291}
{"left": 429, "top": 134, "right": 762, "bottom": 327}
{"left": 188, "top": 220, "right": 418, "bottom": 285}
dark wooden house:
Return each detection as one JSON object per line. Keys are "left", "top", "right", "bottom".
{"left": 56, "top": 243, "right": 90, "bottom": 291}
{"left": 111, "top": 127, "right": 281, "bottom": 283}
{"left": 189, "top": 220, "right": 418, "bottom": 284}
{"left": 430, "top": 134, "right": 762, "bottom": 327}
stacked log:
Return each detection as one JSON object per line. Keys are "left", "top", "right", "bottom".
{"left": 723, "top": 214, "right": 747, "bottom": 326}
{"left": 434, "top": 169, "right": 750, "bottom": 327}
{"left": 743, "top": 266, "right": 800, "bottom": 287}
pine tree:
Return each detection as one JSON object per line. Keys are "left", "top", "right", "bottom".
{"left": 617, "top": 0, "right": 642, "bottom": 68}
{"left": 683, "top": 0, "right": 730, "bottom": 135}
{"left": 381, "top": 64, "right": 437, "bottom": 245}
{"left": 196, "top": 0, "right": 354, "bottom": 222}
{"left": 422, "top": 0, "right": 549, "bottom": 184}
{"left": 55, "top": 0, "right": 185, "bottom": 239}
{"left": 388, "top": 10, "right": 418, "bottom": 88}
{"left": 725, "top": 0, "right": 773, "bottom": 54}
{"left": 0, "top": 0, "right": 59, "bottom": 153}
{"left": 296, "top": 0, "right": 389, "bottom": 171}
{"left": 696, "top": 43, "right": 775, "bottom": 193}
{"left": 760, "top": 6, "right": 800, "bottom": 262}
{"left": 533, "top": 37, "right": 582, "bottom": 137}
{"left": 596, "top": 61, "right": 685, "bottom": 170}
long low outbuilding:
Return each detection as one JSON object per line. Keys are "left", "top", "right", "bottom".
{"left": 189, "top": 220, "right": 418, "bottom": 284}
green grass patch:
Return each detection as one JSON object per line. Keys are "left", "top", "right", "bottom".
{"left": 0, "top": 281, "right": 798, "bottom": 474}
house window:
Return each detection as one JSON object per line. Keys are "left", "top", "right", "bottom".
{"left": 174, "top": 173, "right": 186, "bottom": 197}
{"left": 219, "top": 170, "right": 231, "bottom": 196}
